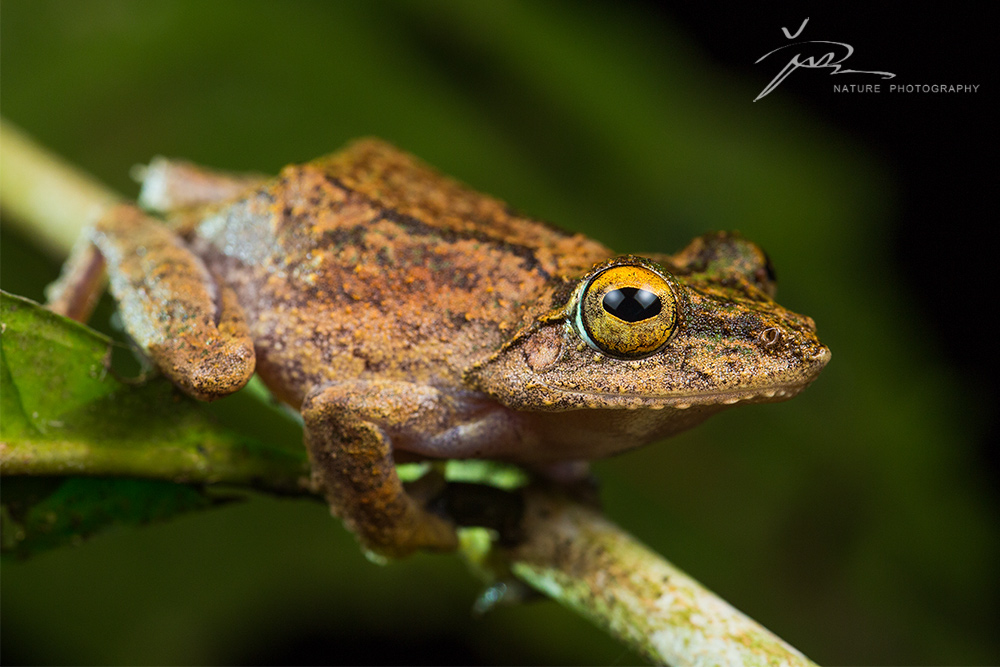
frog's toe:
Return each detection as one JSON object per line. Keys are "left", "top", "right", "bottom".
{"left": 364, "top": 509, "right": 458, "bottom": 560}
{"left": 409, "top": 510, "right": 460, "bottom": 553}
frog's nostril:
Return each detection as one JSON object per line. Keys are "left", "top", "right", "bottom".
{"left": 810, "top": 346, "right": 832, "bottom": 364}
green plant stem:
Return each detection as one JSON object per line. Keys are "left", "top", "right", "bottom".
{"left": 0, "top": 119, "right": 120, "bottom": 256}
{"left": 0, "top": 118, "right": 819, "bottom": 666}
{"left": 509, "top": 489, "right": 817, "bottom": 666}
{"left": 1, "top": 433, "right": 311, "bottom": 495}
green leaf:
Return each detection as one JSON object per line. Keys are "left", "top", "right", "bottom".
{"left": 0, "top": 291, "right": 312, "bottom": 557}
{"left": 1, "top": 290, "right": 119, "bottom": 437}
{"left": 1, "top": 477, "right": 220, "bottom": 559}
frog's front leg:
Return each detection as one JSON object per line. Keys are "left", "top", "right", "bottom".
{"left": 302, "top": 381, "right": 520, "bottom": 558}
{"left": 47, "top": 204, "right": 255, "bottom": 401}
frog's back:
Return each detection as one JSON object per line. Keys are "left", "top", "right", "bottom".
{"left": 190, "top": 140, "right": 611, "bottom": 406}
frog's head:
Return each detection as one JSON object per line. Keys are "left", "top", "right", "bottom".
{"left": 466, "top": 232, "right": 830, "bottom": 426}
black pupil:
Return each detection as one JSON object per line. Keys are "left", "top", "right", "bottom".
{"left": 602, "top": 287, "right": 661, "bottom": 322}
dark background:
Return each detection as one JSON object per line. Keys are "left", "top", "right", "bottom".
{"left": 665, "top": 4, "right": 996, "bottom": 422}
{"left": 2, "top": 1, "right": 995, "bottom": 664}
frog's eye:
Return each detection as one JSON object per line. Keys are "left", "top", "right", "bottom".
{"left": 577, "top": 264, "right": 677, "bottom": 358}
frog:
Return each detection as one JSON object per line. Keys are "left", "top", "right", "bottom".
{"left": 46, "top": 139, "right": 830, "bottom": 558}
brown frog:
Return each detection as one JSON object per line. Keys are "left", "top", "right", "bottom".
{"left": 48, "top": 140, "right": 830, "bottom": 557}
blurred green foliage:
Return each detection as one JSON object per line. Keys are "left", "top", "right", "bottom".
{"left": 1, "top": 1, "right": 996, "bottom": 664}
{"left": 0, "top": 290, "right": 313, "bottom": 559}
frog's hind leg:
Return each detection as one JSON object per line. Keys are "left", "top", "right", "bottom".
{"left": 46, "top": 234, "right": 107, "bottom": 322}
{"left": 136, "top": 157, "right": 266, "bottom": 215}
{"left": 302, "top": 382, "right": 465, "bottom": 559}
{"left": 47, "top": 203, "right": 255, "bottom": 401}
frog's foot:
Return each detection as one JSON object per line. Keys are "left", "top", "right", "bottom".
{"left": 383, "top": 500, "right": 459, "bottom": 558}
{"left": 311, "top": 460, "right": 458, "bottom": 560}
{"left": 302, "top": 384, "right": 460, "bottom": 559}
{"left": 46, "top": 204, "right": 256, "bottom": 401}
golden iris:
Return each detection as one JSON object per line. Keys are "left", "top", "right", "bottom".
{"left": 578, "top": 264, "right": 677, "bottom": 358}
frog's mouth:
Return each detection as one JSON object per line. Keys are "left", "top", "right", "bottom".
{"left": 534, "top": 345, "right": 831, "bottom": 410}
{"left": 535, "top": 380, "right": 812, "bottom": 410}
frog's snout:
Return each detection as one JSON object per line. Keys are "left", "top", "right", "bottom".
{"left": 811, "top": 345, "right": 832, "bottom": 365}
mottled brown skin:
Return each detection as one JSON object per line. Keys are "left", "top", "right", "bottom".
{"left": 187, "top": 144, "right": 611, "bottom": 408}
{"left": 48, "top": 140, "right": 830, "bottom": 557}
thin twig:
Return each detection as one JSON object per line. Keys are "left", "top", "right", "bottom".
{"left": 509, "top": 489, "right": 817, "bottom": 666}
{"left": 0, "top": 119, "right": 819, "bottom": 666}
{"left": 0, "top": 425, "right": 312, "bottom": 496}
{"left": 0, "top": 120, "right": 120, "bottom": 255}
